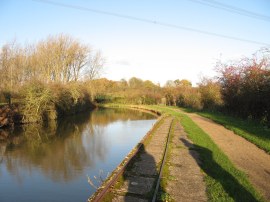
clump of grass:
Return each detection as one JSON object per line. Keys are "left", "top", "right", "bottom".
{"left": 113, "top": 175, "right": 125, "bottom": 190}
{"left": 98, "top": 192, "right": 115, "bottom": 202}
{"left": 158, "top": 191, "right": 174, "bottom": 202}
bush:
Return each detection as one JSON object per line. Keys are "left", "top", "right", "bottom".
{"left": 52, "top": 82, "right": 93, "bottom": 116}
{"left": 198, "top": 78, "right": 223, "bottom": 110}
{"left": 216, "top": 49, "right": 270, "bottom": 125}
{"left": 18, "top": 81, "right": 94, "bottom": 123}
{"left": 177, "top": 87, "right": 203, "bottom": 110}
{"left": 21, "top": 81, "right": 54, "bottom": 123}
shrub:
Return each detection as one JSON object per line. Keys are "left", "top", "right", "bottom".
{"left": 21, "top": 81, "right": 54, "bottom": 123}
{"left": 18, "top": 81, "right": 94, "bottom": 123}
{"left": 216, "top": 49, "right": 270, "bottom": 125}
{"left": 52, "top": 82, "right": 93, "bottom": 116}
{"left": 198, "top": 78, "right": 223, "bottom": 110}
{"left": 177, "top": 87, "right": 203, "bottom": 110}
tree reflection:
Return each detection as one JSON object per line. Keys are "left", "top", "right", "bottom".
{"left": 89, "top": 108, "right": 156, "bottom": 126}
{"left": 1, "top": 108, "right": 156, "bottom": 183}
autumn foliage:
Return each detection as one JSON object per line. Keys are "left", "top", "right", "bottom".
{"left": 1, "top": 34, "right": 269, "bottom": 126}
{"left": 216, "top": 49, "right": 270, "bottom": 124}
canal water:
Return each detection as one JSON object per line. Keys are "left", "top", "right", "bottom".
{"left": 0, "top": 108, "right": 157, "bottom": 202}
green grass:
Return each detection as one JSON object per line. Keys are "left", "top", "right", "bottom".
{"left": 139, "top": 105, "right": 265, "bottom": 202}
{"left": 195, "top": 110, "right": 270, "bottom": 154}
{"left": 159, "top": 119, "right": 175, "bottom": 188}
{"left": 158, "top": 119, "right": 176, "bottom": 202}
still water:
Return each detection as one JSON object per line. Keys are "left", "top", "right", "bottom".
{"left": 0, "top": 108, "right": 156, "bottom": 202}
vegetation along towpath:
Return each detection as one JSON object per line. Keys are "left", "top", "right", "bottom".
{"left": 183, "top": 111, "right": 270, "bottom": 201}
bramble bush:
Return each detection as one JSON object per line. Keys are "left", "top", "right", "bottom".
{"left": 216, "top": 48, "right": 270, "bottom": 125}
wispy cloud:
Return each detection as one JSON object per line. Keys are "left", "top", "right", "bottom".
{"left": 113, "top": 60, "right": 131, "bottom": 66}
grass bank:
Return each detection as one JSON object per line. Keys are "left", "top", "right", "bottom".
{"left": 103, "top": 104, "right": 264, "bottom": 201}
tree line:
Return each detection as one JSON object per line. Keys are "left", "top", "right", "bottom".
{"left": 85, "top": 48, "right": 270, "bottom": 126}
{"left": 0, "top": 34, "right": 269, "bottom": 126}
{"left": 0, "top": 34, "right": 103, "bottom": 88}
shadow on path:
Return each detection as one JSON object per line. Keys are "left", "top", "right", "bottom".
{"left": 180, "top": 138, "right": 258, "bottom": 202}
{"left": 121, "top": 143, "right": 164, "bottom": 202}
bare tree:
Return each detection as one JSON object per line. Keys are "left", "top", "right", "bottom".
{"left": 84, "top": 51, "right": 105, "bottom": 80}
{"left": 0, "top": 40, "right": 27, "bottom": 90}
{"left": 69, "top": 42, "right": 88, "bottom": 81}
{"left": 0, "top": 34, "right": 105, "bottom": 89}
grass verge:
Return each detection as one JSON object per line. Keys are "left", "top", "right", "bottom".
{"left": 158, "top": 119, "right": 176, "bottom": 202}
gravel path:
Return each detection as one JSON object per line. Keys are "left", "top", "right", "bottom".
{"left": 186, "top": 112, "right": 270, "bottom": 201}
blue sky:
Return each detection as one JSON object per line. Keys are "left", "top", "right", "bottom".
{"left": 1, "top": 0, "right": 270, "bottom": 85}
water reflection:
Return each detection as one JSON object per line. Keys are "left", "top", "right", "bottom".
{"left": 0, "top": 108, "right": 156, "bottom": 202}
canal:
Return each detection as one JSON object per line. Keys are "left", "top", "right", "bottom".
{"left": 0, "top": 108, "right": 157, "bottom": 202}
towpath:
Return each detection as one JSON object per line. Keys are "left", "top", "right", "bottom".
{"left": 183, "top": 111, "right": 270, "bottom": 201}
